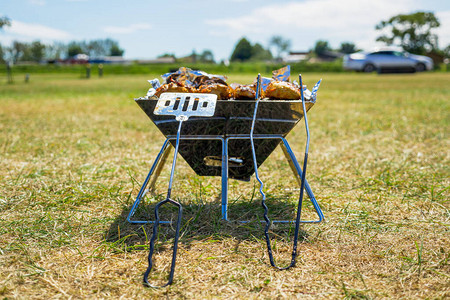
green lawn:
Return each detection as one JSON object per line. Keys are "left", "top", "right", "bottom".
{"left": 0, "top": 72, "right": 448, "bottom": 298}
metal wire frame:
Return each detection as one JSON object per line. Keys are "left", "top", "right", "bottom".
{"left": 126, "top": 134, "right": 324, "bottom": 225}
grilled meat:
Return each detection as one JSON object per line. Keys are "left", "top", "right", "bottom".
{"left": 265, "top": 81, "right": 301, "bottom": 100}
{"left": 198, "top": 83, "right": 233, "bottom": 100}
{"left": 232, "top": 84, "right": 261, "bottom": 100}
{"left": 155, "top": 82, "right": 196, "bottom": 98}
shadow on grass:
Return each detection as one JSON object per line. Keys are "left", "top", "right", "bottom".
{"left": 104, "top": 193, "right": 311, "bottom": 252}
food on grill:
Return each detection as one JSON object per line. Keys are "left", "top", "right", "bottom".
{"left": 163, "top": 67, "right": 199, "bottom": 84}
{"left": 198, "top": 83, "right": 233, "bottom": 100}
{"left": 232, "top": 84, "right": 260, "bottom": 100}
{"left": 265, "top": 81, "right": 301, "bottom": 100}
{"left": 155, "top": 82, "right": 196, "bottom": 98}
{"left": 193, "top": 75, "right": 228, "bottom": 87}
{"left": 145, "top": 66, "right": 322, "bottom": 102}
{"left": 195, "top": 75, "right": 233, "bottom": 100}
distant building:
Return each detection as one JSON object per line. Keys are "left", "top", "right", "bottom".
{"left": 283, "top": 51, "right": 310, "bottom": 63}
{"left": 136, "top": 57, "right": 176, "bottom": 64}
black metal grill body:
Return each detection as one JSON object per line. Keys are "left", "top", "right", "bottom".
{"left": 136, "top": 99, "right": 314, "bottom": 180}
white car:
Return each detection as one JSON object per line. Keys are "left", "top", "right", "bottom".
{"left": 343, "top": 50, "right": 433, "bottom": 73}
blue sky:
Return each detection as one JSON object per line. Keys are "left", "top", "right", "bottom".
{"left": 1, "top": 0, "right": 449, "bottom": 61}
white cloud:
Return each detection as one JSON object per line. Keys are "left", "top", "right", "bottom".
{"left": 103, "top": 23, "right": 152, "bottom": 34}
{"left": 0, "top": 20, "right": 72, "bottom": 44}
{"left": 205, "top": 0, "right": 416, "bottom": 50}
{"left": 436, "top": 10, "right": 450, "bottom": 47}
{"left": 207, "top": 0, "right": 412, "bottom": 32}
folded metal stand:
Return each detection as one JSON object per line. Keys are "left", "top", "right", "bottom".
{"left": 132, "top": 76, "right": 324, "bottom": 286}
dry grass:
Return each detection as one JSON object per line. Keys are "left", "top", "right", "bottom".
{"left": 0, "top": 72, "right": 449, "bottom": 299}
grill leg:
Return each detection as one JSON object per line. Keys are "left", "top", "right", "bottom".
{"left": 127, "top": 139, "right": 171, "bottom": 224}
{"left": 221, "top": 137, "right": 228, "bottom": 220}
{"left": 148, "top": 144, "right": 173, "bottom": 194}
{"left": 280, "top": 138, "right": 324, "bottom": 223}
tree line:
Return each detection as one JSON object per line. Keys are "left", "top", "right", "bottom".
{"left": 0, "top": 38, "right": 124, "bottom": 64}
{"left": 230, "top": 36, "right": 361, "bottom": 63}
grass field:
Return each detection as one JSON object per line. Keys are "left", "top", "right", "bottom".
{"left": 0, "top": 71, "right": 448, "bottom": 298}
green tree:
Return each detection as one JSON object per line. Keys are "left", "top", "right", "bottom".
{"left": 89, "top": 39, "right": 124, "bottom": 57}
{"left": 0, "top": 16, "right": 11, "bottom": 29}
{"left": 375, "top": 11, "right": 440, "bottom": 54}
{"left": 269, "top": 35, "right": 291, "bottom": 60}
{"left": 230, "top": 37, "right": 253, "bottom": 61}
{"left": 443, "top": 44, "right": 450, "bottom": 59}
{"left": 190, "top": 49, "right": 197, "bottom": 63}
{"left": 9, "top": 41, "right": 28, "bottom": 63}
{"left": 199, "top": 49, "right": 214, "bottom": 63}
{"left": 158, "top": 53, "right": 176, "bottom": 59}
{"left": 314, "top": 40, "right": 330, "bottom": 56}
{"left": 30, "top": 41, "right": 46, "bottom": 62}
{"left": 339, "top": 42, "right": 356, "bottom": 54}
{"left": 21, "top": 47, "right": 33, "bottom": 62}
{"left": 0, "top": 44, "right": 4, "bottom": 63}
{"left": 68, "top": 42, "right": 83, "bottom": 57}
{"left": 45, "top": 42, "right": 67, "bottom": 60}
{"left": 251, "top": 43, "right": 272, "bottom": 61}
{"left": 110, "top": 44, "right": 124, "bottom": 56}
{"left": 86, "top": 40, "right": 101, "bottom": 57}
{"left": 66, "top": 39, "right": 124, "bottom": 58}
{"left": 83, "top": 39, "right": 102, "bottom": 57}
{"left": 1, "top": 16, "right": 11, "bottom": 63}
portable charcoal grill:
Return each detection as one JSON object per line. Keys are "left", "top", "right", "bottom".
{"left": 128, "top": 74, "right": 324, "bottom": 287}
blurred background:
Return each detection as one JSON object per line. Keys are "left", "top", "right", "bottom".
{"left": 1, "top": 0, "right": 449, "bottom": 74}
